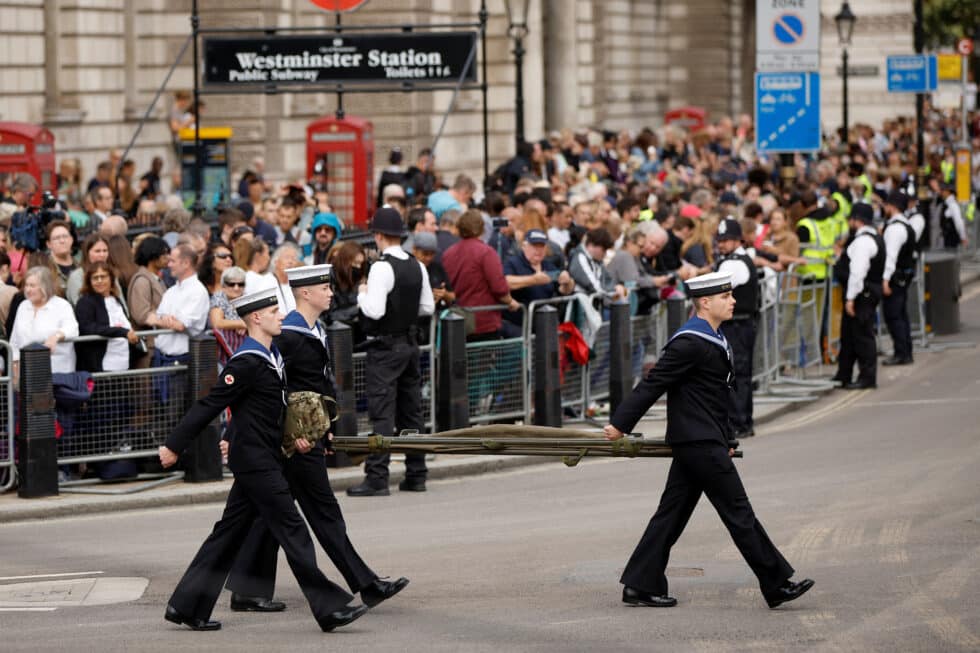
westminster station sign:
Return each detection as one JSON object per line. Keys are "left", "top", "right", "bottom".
{"left": 204, "top": 32, "right": 478, "bottom": 86}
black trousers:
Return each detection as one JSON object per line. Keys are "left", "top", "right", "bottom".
{"left": 721, "top": 318, "right": 756, "bottom": 432}
{"left": 882, "top": 282, "right": 912, "bottom": 361}
{"left": 621, "top": 443, "right": 793, "bottom": 597}
{"left": 226, "top": 444, "right": 378, "bottom": 598}
{"left": 835, "top": 292, "right": 879, "bottom": 384}
{"left": 364, "top": 342, "right": 426, "bottom": 486}
{"left": 168, "top": 467, "right": 353, "bottom": 627}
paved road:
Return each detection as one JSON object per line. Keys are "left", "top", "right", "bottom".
{"left": 2, "top": 291, "right": 979, "bottom": 652}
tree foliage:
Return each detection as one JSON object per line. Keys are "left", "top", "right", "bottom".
{"left": 923, "top": 0, "right": 980, "bottom": 50}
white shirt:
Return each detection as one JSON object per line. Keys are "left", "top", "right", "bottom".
{"left": 244, "top": 270, "right": 276, "bottom": 296}
{"left": 103, "top": 296, "right": 132, "bottom": 372}
{"left": 905, "top": 209, "right": 925, "bottom": 241}
{"left": 155, "top": 275, "right": 209, "bottom": 356}
{"left": 357, "top": 245, "right": 435, "bottom": 320}
{"left": 716, "top": 246, "right": 752, "bottom": 288}
{"left": 882, "top": 214, "right": 912, "bottom": 282}
{"left": 845, "top": 226, "right": 880, "bottom": 301}
{"left": 10, "top": 296, "right": 79, "bottom": 372}
{"left": 548, "top": 227, "right": 570, "bottom": 250}
{"left": 944, "top": 195, "right": 967, "bottom": 241}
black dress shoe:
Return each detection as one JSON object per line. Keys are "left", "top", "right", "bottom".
{"left": 882, "top": 356, "right": 913, "bottom": 366}
{"left": 735, "top": 428, "right": 755, "bottom": 438}
{"left": 398, "top": 479, "right": 427, "bottom": 492}
{"left": 230, "top": 593, "right": 286, "bottom": 612}
{"left": 764, "top": 578, "right": 815, "bottom": 608}
{"left": 361, "top": 577, "right": 410, "bottom": 607}
{"left": 346, "top": 482, "right": 390, "bottom": 497}
{"left": 622, "top": 586, "right": 677, "bottom": 607}
{"left": 165, "top": 604, "right": 221, "bottom": 631}
{"left": 318, "top": 604, "right": 370, "bottom": 632}
{"left": 844, "top": 380, "right": 876, "bottom": 390}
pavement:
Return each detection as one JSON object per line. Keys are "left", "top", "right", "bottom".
{"left": 0, "top": 261, "right": 977, "bottom": 525}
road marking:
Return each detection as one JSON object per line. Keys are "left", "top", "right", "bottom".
{"left": 0, "top": 571, "right": 103, "bottom": 582}
{"left": 961, "top": 283, "right": 980, "bottom": 302}
{"left": 0, "top": 607, "right": 58, "bottom": 612}
{"left": 782, "top": 525, "right": 833, "bottom": 563}
{"left": 771, "top": 389, "right": 868, "bottom": 432}
{"left": 877, "top": 518, "right": 911, "bottom": 564}
{"left": 854, "top": 397, "right": 975, "bottom": 407}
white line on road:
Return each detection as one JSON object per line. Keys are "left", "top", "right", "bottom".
{"left": 854, "top": 398, "right": 975, "bottom": 407}
{"left": 0, "top": 571, "right": 104, "bottom": 582}
{"left": 0, "top": 607, "right": 58, "bottom": 612}
{"left": 769, "top": 389, "right": 868, "bottom": 432}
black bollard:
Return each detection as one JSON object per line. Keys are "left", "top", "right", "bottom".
{"left": 532, "top": 305, "right": 562, "bottom": 426}
{"left": 17, "top": 344, "right": 58, "bottom": 497}
{"left": 183, "top": 335, "right": 223, "bottom": 482}
{"left": 608, "top": 300, "right": 633, "bottom": 415}
{"left": 437, "top": 312, "right": 469, "bottom": 432}
{"left": 327, "top": 321, "right": 356, "bottom": 467}
{"left": 666, "top": 297, "right": 688, "bottom": 339}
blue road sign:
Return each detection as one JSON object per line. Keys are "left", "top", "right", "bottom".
{"left": 773, "top": 14, "right": 804, "bottom": 45}
{"left": 755, "top": 72, "right": 821, "bottom": 153}
{"left": 886, "top": 55, "right": 938, "bottom": 93}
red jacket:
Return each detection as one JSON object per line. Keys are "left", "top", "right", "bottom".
{"left": 442, "top": 237, "right": 510, "bottom": 335}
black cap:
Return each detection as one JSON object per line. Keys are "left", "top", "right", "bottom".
{"left": 716, "top": 217, "right": 742, "bottom": 240}
{"left": 849, "top": 202, "right": 874, "bottom": 223}
{"left": 236, "top": 201, "right": 254, "bottom": 221}
{"left": 719, "top": 191, "right": 740, "bottom": 206}
{"left": 885, "top": 190, "right": 909, "bottom": 211}
{"left": 538, "top": 138, "right": 553, "bottom": 151}
{"left": 369, "top": 207, "right": 406, "bottom": 236}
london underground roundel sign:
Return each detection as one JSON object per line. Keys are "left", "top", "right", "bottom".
{"left": 309, "top": 0, "right": 369, "bottom": 11}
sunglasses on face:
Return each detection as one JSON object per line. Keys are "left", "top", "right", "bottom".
{"left": 215, "top": 252, "right": 232, "bottom": 259}
{"left": 224, "top": 281, "right": 245, "bottom": 288}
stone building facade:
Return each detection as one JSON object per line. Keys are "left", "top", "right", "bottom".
{"left": 0, "top": 0, "right": 915, "bottom": 204}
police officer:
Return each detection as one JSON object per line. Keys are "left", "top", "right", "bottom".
{"left": 226, "top": 265, "right": 410, "bottom": 613}
{"left": 832, "top": 203, "right": 885, "bottom": 389}
{"left": 159, "top": 287, "right": 368, "bottom": 632}
{"left": 603, "top": 272, "right": 813, "bottom": 609}
{"left": 938, "top": 182, "right": 968, "bottom": 250}
{"left": 714, "top": 218, "right": 760, "bottom": 437}
{"left": 881, "top": 191, "right": 916, "bottom": 366}
{"left": 347, "top": 207, "right": 435, "bottom": 496}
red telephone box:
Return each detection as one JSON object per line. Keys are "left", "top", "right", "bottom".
{"left": 0, "top": 122, "right": 56, "bottom": 204}
{"left": 306, "top": 116, "right": 375, "bottom": 227}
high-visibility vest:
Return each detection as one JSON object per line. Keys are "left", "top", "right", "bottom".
{"left": 941, "top": 160, "right": 954, "bottom": 183}
{"left": 797, "top": 217, "right": 836, "bottom": 280}
{"left": 858, "top": 173, "right": 873, "bottom": 200}
{"left": 830, "top": 191, "right": 851, "bottom": 240}
{"left": 637, "top": 208, "right": 654, "bottom": 222}
{"left": 967, "top": 201, "right": 975, "bottom": 223}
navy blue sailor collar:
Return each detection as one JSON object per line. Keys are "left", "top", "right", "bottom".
{"left": 231, "top": 336, "right": 285, "bottom": 380}
{"left": 280, "top": 309, "right": 324, "bottom": 344}
{"left": 667, "top": 315, "right": 731, "bottom": 358}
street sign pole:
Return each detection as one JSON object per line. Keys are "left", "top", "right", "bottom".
{"left": 914, "top": 0, "right": 927, "bottom": 204}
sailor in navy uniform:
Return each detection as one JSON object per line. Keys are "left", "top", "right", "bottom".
{"left": 347, "top": 208, "right": 435, "bottom": 497}
{"left": 832, "top": 203, "right": 885, "bottom": 389}
{"left": 881, "top": 191, "right": 916, "bottom": 366}
{"left": 159, "top": 287, "right": 368, "bottom": 633}
{"left": 226, "top": 265, "right": 410, "bottom": 612}
{"left": 714, "top": 218, "right": 760, "bottom": 437}
{"left": 603, "top": 272, "right": 813, "bottom": 610}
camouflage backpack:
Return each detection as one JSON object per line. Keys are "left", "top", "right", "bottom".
{"left": 283, "top": 391, "right": 337, "bottom": 457}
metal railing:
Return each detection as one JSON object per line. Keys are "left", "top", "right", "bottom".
{"left": 0, "top": 341, "right": 15, "bottom": 492}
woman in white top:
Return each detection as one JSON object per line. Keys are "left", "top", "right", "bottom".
{"left": 9, "top": 266, "right": 79, "bottom": 378}
{"left": 74, "top": 262, "right": 139, "bottom": 373}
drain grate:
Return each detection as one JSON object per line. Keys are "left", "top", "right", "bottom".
{"left": 0, "top": 577, "right": 148, "bottom": 607}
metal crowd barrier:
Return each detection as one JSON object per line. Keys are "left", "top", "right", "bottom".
{"left": 526, "top": 295, "right": 588, "bottom": 421}
{"left": 0, "top": 341, "right": 15, "bottom": 492}
{"left": 459, "top": 304, "right": 528, "bottom": 425}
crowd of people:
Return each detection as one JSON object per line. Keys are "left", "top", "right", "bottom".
{"left": 0, "top": 98, "right": 976, "bottom": 452}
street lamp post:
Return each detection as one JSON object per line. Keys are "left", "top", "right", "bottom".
{"left": 504, "top": 0, "right": 530, "bottom": 150}
{"left": 835, "top": 3, "right": 856, "bottom": 147}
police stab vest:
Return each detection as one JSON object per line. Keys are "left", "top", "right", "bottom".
{"left": 715, "top": 251, "right": 759, "bottom": 317}
{"left": 885, "top": 218, "right": 916, "bottom": 285}
{"left": 834, "top": 230, "right": 885, "bottom": 291}
{"left": 361, "top": 252, "right": 423, "bottom": 338}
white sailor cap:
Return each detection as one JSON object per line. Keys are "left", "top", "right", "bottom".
{"left": 231, "top": 286, "right": 279, "bottom": 316}
{"left": 684, "top": 271, "right": 733, "bottom": 298}
{"left": 285, "top": 264, "right": 332, "bottom": 288}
